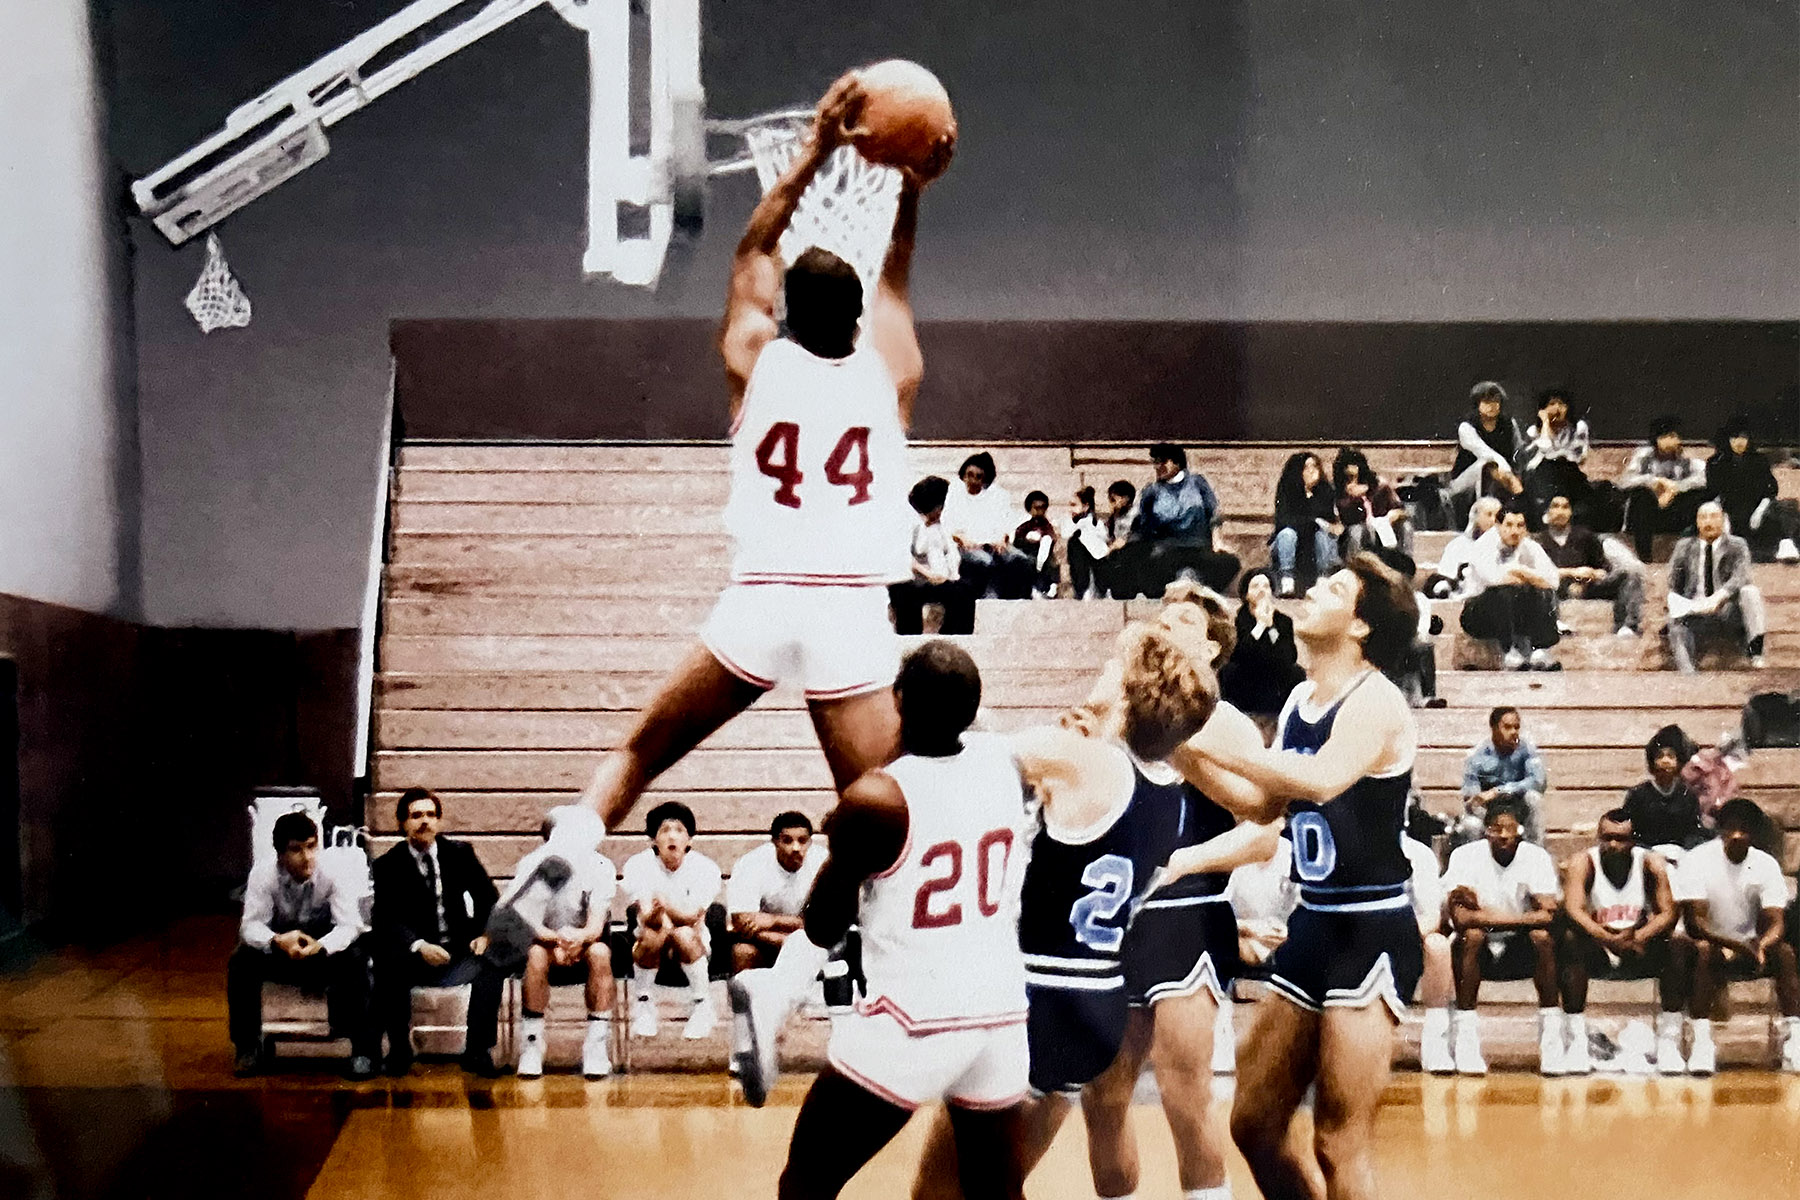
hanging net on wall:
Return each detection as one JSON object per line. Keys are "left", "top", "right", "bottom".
{"left": 184, "top": 233, "right": 253, "bottom": 333}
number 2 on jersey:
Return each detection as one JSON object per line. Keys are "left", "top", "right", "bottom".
{"left": 1068, "top": 854, "right": 1134, "bottom": 952}
{"left": 755, "top": 422, "right": 874, "bottom": 509}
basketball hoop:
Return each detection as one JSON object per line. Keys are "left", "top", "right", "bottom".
{"left": 715, "top": 110, "right": 902, "bottom": 291}
{"left": 184, "top": 233, "right": 252, "bottom": 333}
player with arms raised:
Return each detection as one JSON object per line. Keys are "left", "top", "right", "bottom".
{"left": 578, "top": 71, "right": 954, "bottom": 834}
{"left": 1173, "top": 554, "right": 1423, "bottom": 1200}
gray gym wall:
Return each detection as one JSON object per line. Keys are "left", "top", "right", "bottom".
{"left": 104, "top": 0, "right": 1798, "bottom": 630}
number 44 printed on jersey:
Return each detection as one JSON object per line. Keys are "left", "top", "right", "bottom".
{"left": 755, "top": 422, "right": 875, "bottom": 509}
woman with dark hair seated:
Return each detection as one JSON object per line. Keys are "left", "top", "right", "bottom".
{"left": 1269, "top": 451, "right": 1341, "bottom": 598}
{"left": 1219, "top": 570, "right": 1303, "bottom": 722}
{"left": 1705, "top": 414, "right": 1800, "bottom": 563}
{"left": 1334, "top": 446, "right": 1414, "bottom": 561}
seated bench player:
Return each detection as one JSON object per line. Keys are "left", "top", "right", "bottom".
{"left": 1438, "top": 799, "right": 1563, "bottom": 1074}
{"left": 469, "top": 805, "right": 618, "bottom": 1078}
{"left": 1555, "top": 809, "right": 1689, "bottom": 1075}
{"left": 228, "top": 812, "right": 379, "bottom": 1078}
{"left": 1673, "top": 798, "right": 1800, "bottom": 1074}
{"left": 622, "top": 801, "right": 723, "bottom": 1039}
{"left": 728, "top": 811, "right": 826, "bottom": 974}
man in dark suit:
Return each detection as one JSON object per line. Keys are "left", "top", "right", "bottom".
{"left": 1665, "top": 501, "right": 1767, "bottom": 672}
{"left": 372, "top": 787, "right": 501, "bottom": 1075}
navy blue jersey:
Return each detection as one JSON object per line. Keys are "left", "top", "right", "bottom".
{"left": 1151, "top": 781, "right": 1239, "bottom": 900}
{"left": 1276, "top": 672, "right": 1412, "bottom": 910}
{"left": 1018, "top": 756, "right": 1186, "bottom": 991}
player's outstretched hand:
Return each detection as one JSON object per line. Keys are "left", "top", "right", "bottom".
{"left": 811, "top": 72, "right": 865, "bottom": 151}
{"left": 901, "top": 129, "right": 957, "bottom": 189}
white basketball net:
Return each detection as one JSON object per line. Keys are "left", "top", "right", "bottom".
{"left": 185, "top": 233, "right": 252, "bottom": 333}
{"left": 743, "top": 117, "right": 902, "bottom": 290}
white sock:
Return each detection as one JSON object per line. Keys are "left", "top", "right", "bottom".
{"left": 682, "top": 957, "right": 711, "bottom": 1004}
{"left": 1656, "top": 1011, "right": 1683, "bottom": 1039}
{"left": 1567, "top": 1013, "right": 1588, "bottom": 1042}
{"left": 588, "top": 1012, "right": 611, "bottom": 1031}
{"left": 1690, "top": 1018, "right": 1714, "bottom": 1044}
{"left": 1423, "top": 1007, "right": 1451, "bottom": 1041}
{"left": 521, "top": 1015, "right": 545, "bottom": 1044}
{"left": 633, "top": 963, "right": 656, "bottom": 1001}
{"left": 1184, "top": 1187, "right": 1232, "bottom": 1200}
{"left": 770, "top": 929, "right": 833, "bottom": 992}
{"left": 1453, "top": 1008, "right": 1477, "bottom": 1039}
{"left": 1539, "top": 1007, "right": 1562, "bottom": 1038}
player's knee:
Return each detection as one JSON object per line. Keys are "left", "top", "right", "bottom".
{"left": 1457, "top": 928, "right": 1487, "bottom": 953}
{"left": 1529, "top": 928, "right": 1554, "bottom": 951}
{"left": 525, "top": 943, "right": 552, "bottom": 970}
{"left": 632, "top": 934, "right": 662, "bottom": 966}
{"left": 586, "top": 941, "right": 611, "bottom": 971}
{"left": 732, "top": 941, "right": 761, "bottom": 974}
{"left": 671, "top": 927, "right": 704, "bottom": 960}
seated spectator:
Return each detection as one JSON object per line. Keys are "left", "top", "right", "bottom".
{"left": 1426, "top": 496, "right": 1502, "bottom": 599}
{"left": 1555, "top": 809, "right": 1689, "bottom": 1075}
{"left": 1013, "top": 490, "right": 1060, "bottom": 597}
{"left": 942, "top": 451, "right": 1033, "bottom": 599}
{"left": 1108, "top": 443, "right": 1240, "bottom": 596}
{"left": 1447, "top": 381, "right": 1526, "bottom": 524}
{"left": 1439, "top": 799, "right": 1562, "bottom": 1075}
{"left": 890, "top": 476, "right": 974, "bottom": 636}
{"left": 1219, "top": 570, "right": 1303, "bottom": 721}
{"left": 727, "top": 812, "right": 825, "bottom": 973}
{"left": 1672, "top": 798, "right": 1800, "bottom": 1074}
{"left": 1333, "top": 446, "right": 1414, "bottom": 560}
{"left": 473, "top": 806, "right": 616, "bottom": 1078}
{"left": 621, "top": 801, "right": 723, "bottom": 1040}
{"left": 1535, "top": 493, "right": 1645, "bottom": 637}
{"left": 1369, "top": 548, "right": 1445, "bottom": 709}
{"left": 371, "top": 787, "right": 500, "bottom": 1077}
{"left": 1621, "top": 726, "right": 1709, "bottom": 856}
{"left": 1665, "top": 500, "right": 1768, "bottom": 671}
{"left": 1457, "top": 706, "right": 1548, "bottom": 845}
{"left": 1516, "top": 387, "right": 1598, "bottom": 527}
{"left": 1401, "top": 829, "right": 1458, "bottom": 1074}
{"left": 1062, "top": 486, "right": 1111, "bottom": 599}
{"left": 1270, "top": 451, "right": 1341, "bottom": 597}
{"left": 1705, "top": 414, "right": 1800, "bottom": 563}
{"left": 1620, "top": 416, "right": 1707, "bottom": 561}
{"left": 1459, "top": 505, "right": 1562, "bottom": 670}
{"left": 228, "top": 812, "right": 378, "bottom": 1078}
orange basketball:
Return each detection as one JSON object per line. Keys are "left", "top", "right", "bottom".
{"left": 845, "top": 60, "right": 956, "bottom": 175}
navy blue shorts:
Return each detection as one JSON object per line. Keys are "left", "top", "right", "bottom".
{"left": 1025, "top": 983, "right": 1128, "bottom": 1095}
{"left": 1123, "top": 895, "right": 1240, "bottom": 1007}
{"left": 1267, "top": 905, "right": 1423, "bottom": 1017}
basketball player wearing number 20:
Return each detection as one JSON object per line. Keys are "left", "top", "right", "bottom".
{"left": 1174, "top": 554, "right": 1424, "bottom": 1200}
{"left": 577, "top": 69, "right": 956, "bottom": 833}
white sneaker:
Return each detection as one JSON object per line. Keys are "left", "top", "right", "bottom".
{"left": 682, "top": 1000, "right": 717, "bottom": 1041}
{"left": 1781, "top": 1032, "right": 1800, "bottom": 1073}
{"left": 1750, "top": 653, "right": 1769, "bottom": 670}
{"left": 1502, "top": 647, "right": 1527, "bottom": 671}
{"left": 1528, "top": 648, "right": 1557, "bottom": 671}
{"left": 1656, "top": 1035, "right": 1687, "bottom": 1075}
{"left": 1687, "top": 1037, "right": 1716, "bottom": 1076}
{"left": 1556, "top": 620, "right": 1575, "bottom": 637}
{"left": 1421, "top": 1031, "right": 1456, "bottom": 1075}
{"left": 1454, "top": 1026, "right": 1488, "bottom": 1076}
{"left": 1540, "top": 1028, "right": 1568, "bottom": 1076}
{"left": 1616, "top": 625, "right": 1639, "bottom": 639}
{"left": 629, "top": 999, "right": 660, "bottom": 1039}
{"left": 1776, "top": 538, "right": 1800, "bottom": 563}
{"left": 516, "top": 1035, "right": 545, "bottom": 1079}
{"left": 582, "top": 1024, "right": 612, "bottom": 1079}
{"left": 1564, "top": 1033, "right": 1593, "bottom": 1075}
{"left": 729, "top": 968, "right": 798, "bottom": 1108}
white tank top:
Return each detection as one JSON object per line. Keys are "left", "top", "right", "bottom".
{"left": 1585, "top": 846, "right": 1647, "bottom": 930}
{"left": 723, "top": 337, "right": 912, "bottom": 585}
{"left": 855, "top": 733, "right": 1031, "bottom": 1032}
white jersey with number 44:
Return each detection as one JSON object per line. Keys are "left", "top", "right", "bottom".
{"left": 724, "top": 337, "right": 913, "bottom": 585}
{"left": 854, "top": 733, "right": 1031, "bottom": 1033}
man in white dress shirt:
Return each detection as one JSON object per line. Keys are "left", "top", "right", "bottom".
{"left": 728, "top": 812, "right": 826, "bottom": 973}
{"left": 1457, "top": 505, "right": 1562, "bottom": 670}
{"left": 621, "top": 801, "right": 724, "bottom": 1039}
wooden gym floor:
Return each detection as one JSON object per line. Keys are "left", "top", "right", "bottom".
{"left": 4, "top": 918, "right": 1797, "bottom": 1199}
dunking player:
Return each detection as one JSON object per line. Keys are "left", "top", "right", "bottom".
{"left": 1175, "top": 554, "right": 1423, "bottom": 1200}
{"left": 578, "top": 72, "right": 953, "bottom": 835}
{"left": 743, "top": 625, "right": 1220, "bottom": 1199}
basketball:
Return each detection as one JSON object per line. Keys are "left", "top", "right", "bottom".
{"left": 845, "top": 60, "right": 956, "bottom": 175}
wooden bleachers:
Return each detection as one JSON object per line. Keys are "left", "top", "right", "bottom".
{"left": 370, "top": 441, "right": 1800, "bottom": 886}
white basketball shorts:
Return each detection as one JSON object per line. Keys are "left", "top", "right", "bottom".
{"left": 827, "top": 1010, "right": 1030, "bottom": 1111}
{"left": 700, "top": 583, "right": 900, "bottom": 700}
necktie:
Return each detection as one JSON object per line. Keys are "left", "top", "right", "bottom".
{"left": 422, "top": 852, "right": 446, "bottom": 941}
{"left": 1703, "top": 542, "right": 1715, "bottom": 597}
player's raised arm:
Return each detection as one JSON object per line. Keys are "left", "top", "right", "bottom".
{"left": 1168, "top": 697, "right": 1275, "bottom": 821}
{"left": 719, "top": 74, "right": 862, "bottom": 408}
{"left": 1154, "top": 819, "right": 1282, "bottom": 889}
{"left": 1186, "top": 677, "right": 1413, "bottom": 808}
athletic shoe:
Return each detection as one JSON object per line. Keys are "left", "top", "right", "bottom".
{"left": 1656, "top": 1035, "right": 1687, "bottom": 1075}
{"left": 1556, "top": 621, "right": 1575, "bottom": 637}
{"left": 1750, "top": 653, "right": 1768, "bottom": 670}
{"left": 630, "top": 999, "right": 660, "bottom": 1039}
{"left": 1424, "top": 696, "right": 1449, "bottom": 709}
{"left": 1776, "top": 538, "right": 1800, "bottom": 563}
{"left": 582, "top": 1025, "right": 612, "bottom": 1079}
{"left": 1420, "top": 1031, "right": 1456, "bottom": 1075}
{"left": 516, "top": 1035, "right": 545, "bottom": 1079}
{"left": 1502, "top": 648, "right": 1527, "bottom": 671}
{"left": 729, "top": 969, "right": 795, "bottom": 1108}
{"left": 1539, "top": 1028, "right": 1568, "bottom": 1076}
{"left": 1528, "top": 649, "right": 1562, "bottom": 671}
{"left": 1687, "top": 1037, "right": 1717, "bottom": 1076}
{"left": 1454, "top": 1026, "right": 1488, "bottom": 1076}
{"left": 345, "top": 1055, "right": 377, "bottom": 1081}
{"left": 683, "top": 1000, "right": 717, "bottom": 1040}
{"left": 459, "top": 1049, "right": 505, "bottom": 1078}
{"left": 1616, "top": 626, "right": 1639, "bottom": 639}
{"left": 1781, "top": 1032, "right": 1800, "bottom": 1074}
{"left": 1563, "top": 1034, "right": 1593, "bottom": 1075}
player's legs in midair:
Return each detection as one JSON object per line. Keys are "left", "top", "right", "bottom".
{"left": 1310, "top": 1003, "right": 1397, "bottom": 1200}
{"left": 1229, "top": 996, "right": 1327, "bottom": 1200}
{"left": 777, "top": 1068, "right": 915, "bottom": 1200}
{"left": 1146, "top": 989, "right": 1229, "bottom": 1195}
{"left": 1079, "top": 1008, "right": 1154, "bottom": 1198}
{"left": 580, "top": 645, "right": 768, "bottom": 827}
{"left": 807, "top": 688, "right": 903, "bottom": 790}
